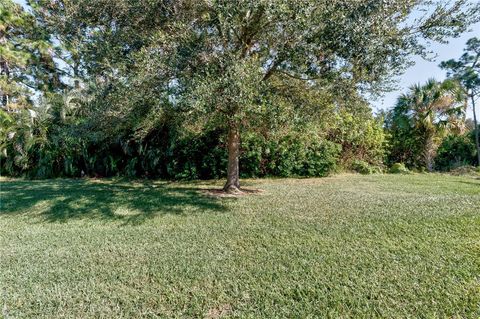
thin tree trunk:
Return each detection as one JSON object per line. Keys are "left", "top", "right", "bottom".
{"left": 424, "top": 133, "right": 435, "bottom": 172}
{"left": 472, "top": 95, "right": 480, "bottom": 166}
{"left": 0, "top": 33, "right": 7, "bottom": 109}
{"left": 0, "top": 58, "right": 10, "bottom": 110}
{"left": 223, "top": 123, "right": 241, "bottom": 193}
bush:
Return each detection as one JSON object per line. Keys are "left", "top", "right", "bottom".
{"left": 163, "top": 129, "right": 341, "bottom": 179}
{"left": 165, "top": 129, "right": 227, "bottom": 180}
{"left": 351, "top": 160, "right": 382, "bottom": 175}
{"left": 330, "top": 109, "right": 386, "bottom": 168}
{"left": 435, "top": 134, "right": 477, "bottom": 171}
{"left": 389, "top": 163, "right": 409, "bottom": 174}
{"left": 266, "top": 134, "right": 340, "bottom": 177}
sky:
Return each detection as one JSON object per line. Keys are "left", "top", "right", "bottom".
{"left": 13, "top": 0, "right": 480, "bottom": 117}
{"left": 372, "top": 22, "right": 480, "bottom": 118}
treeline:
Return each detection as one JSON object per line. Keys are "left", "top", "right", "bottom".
{"left": 2, "top": 77, "right": 477, "bottom": 179}
{"left": 0, "top": 0, "right": 479, "bottom": 181}
{"left": 0, "top": 90, "right": 386, "bottom": 178}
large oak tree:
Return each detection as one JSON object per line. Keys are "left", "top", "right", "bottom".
{"left": 31, "top": 0, "right": 479, "bottom": 191}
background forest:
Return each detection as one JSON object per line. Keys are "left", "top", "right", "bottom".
{"left": 1, "top": 0, "right": 479, "bottom": 181}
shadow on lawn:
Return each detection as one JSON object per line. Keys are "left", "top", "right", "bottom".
{"left": 458, "top": 180, "right": 480, "bottom": 187}
{"left": 0, "top": 179, "right": 228, "bottom": 225}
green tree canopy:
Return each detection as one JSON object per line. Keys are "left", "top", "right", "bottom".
{"left": 440, "top": 37, "right": 480, "bottom": 164}
{"left": 0, "top": 0, "right": 59, "bottom": 111}
{"left": 386, "top": 79, "right": 466, "bottom": 170}
{"left": 23, "top": 0, "right": 480, "bottom": 189}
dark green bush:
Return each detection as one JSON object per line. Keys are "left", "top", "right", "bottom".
{"left": 272, "top": 137, "right": 340, "bottom": 177}
{"left": 167, "top": 130, "right": 340, "bottom": 179}
{"left": 165, "top": 129, "right": 227, "bottom": 180}
{"left": 435, "top": 134, "right": 477, "bottom": 171}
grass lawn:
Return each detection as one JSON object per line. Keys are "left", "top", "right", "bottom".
{"left": 1, "top": 174, "right": 479, "bottom": 318}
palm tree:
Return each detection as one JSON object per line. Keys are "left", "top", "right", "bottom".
{"left": 392, "top": 79, "right": 465, "bottom": 171}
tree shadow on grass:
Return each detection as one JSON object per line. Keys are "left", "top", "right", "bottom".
{"left": 458, "top": 180, "right": 480, "bottom": 187}
{"left": 0, "top": 179, "right": 228, "bottom": 225}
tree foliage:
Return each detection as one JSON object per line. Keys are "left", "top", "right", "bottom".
{"left": 440, "top": 37, "right": 480, "bottom": 164}
{"left": 0, "top": 0, "right": 59, "bottom": 110}
{"left": 386, "top": 79, "right": 466, "bottom": 170}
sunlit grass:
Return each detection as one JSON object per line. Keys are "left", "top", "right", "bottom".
{"left": 1, "top": 174, "right": 479, "bottom": 318}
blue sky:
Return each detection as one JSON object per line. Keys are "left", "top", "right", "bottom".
{"left": 373, "top": 22, "right": 479, "bottom": 118}
{"left": 14, "top": 0, "right": 479, "bottom": 117}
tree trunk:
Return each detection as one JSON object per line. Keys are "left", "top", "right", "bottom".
{"left": 223, "top": 123, "right": 241, "bottom": 193}
{"left": 424, "top": 133, "right": 435, "bottom": 172}
{"left": 0, "top": 58, "right": 10, "bottom": 109}
{"left": 472, "top": 95, "right": 480, "bottom": 166}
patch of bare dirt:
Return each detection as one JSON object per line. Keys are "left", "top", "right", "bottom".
{"left": 201, "top": 188, "right": 265, "bottom": 198}
{"left": 205, "top": 304, "right": 232, "bottom": 318}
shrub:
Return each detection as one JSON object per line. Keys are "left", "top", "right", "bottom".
{"left": 434, "top": 134, "right": 477, "bottom": 171}
{"left": 267, "top": 134, "right": 340, "bottom": 177}
{"left": 240, "top": 132, "right": 267, "bottom": 177}
{"left": 389, "top": 163, "right": 409, "bottom": 174}
{"left": 301, "top": 140, "right": 341, "bottom": 177}
{"left": 165, "top": 129, "right": 227, "bottom": 180}
{"left": 330, "top": 109, "right": 386, "bottom": 168}
{"left": 351, "top": 160, "right": 382, "bottom": 175}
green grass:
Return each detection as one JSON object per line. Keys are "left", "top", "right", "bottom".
{"left": 1, "top": 174, "right": 479, "bottom": 318}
